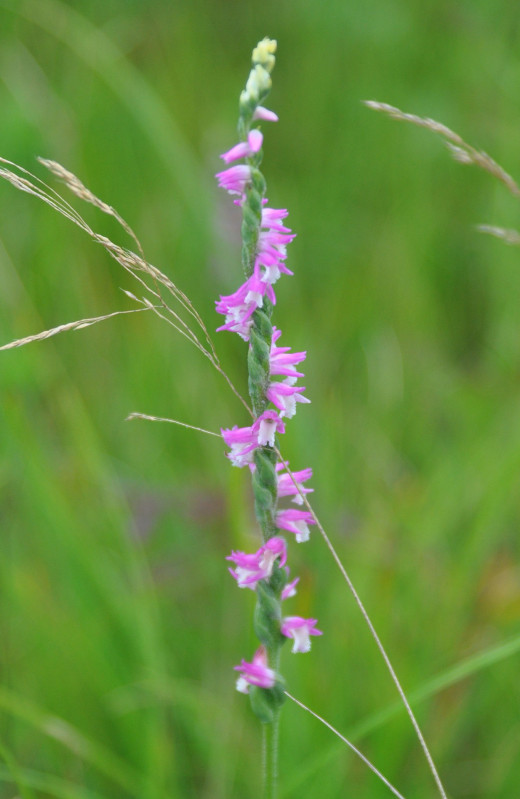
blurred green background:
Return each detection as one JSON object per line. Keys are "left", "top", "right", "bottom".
{"left": 1, "top": 1, "right": 520, "bottom": 797}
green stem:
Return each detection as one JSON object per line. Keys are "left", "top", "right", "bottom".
{"left": 262, "top": 707, "right": 281, "bottom": 799}
{"left": 262, "top": 644, "right": 282, "bottom": 799}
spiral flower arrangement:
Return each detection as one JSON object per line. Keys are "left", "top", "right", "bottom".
{"left": 215, "top": 41, "right": 322, "bottom": 778}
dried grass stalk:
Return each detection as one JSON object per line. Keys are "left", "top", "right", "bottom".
{"left": 126, "top": 412, "right": 221, "bottom": 437}
{"left": 365, "top": 100, "right": 520, "bottom": 198}
{"left": 476, "top": 225, "right": 520, "bottom": 246}
{"left": 0, "top": 309, "right": 150, "bottom": 351}
{"left": 0, "top": 156, "right": 249, "bottom": 413}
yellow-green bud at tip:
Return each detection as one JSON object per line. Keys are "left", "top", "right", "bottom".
{"left": 245, "top": 64, "right": 272, "bottom": 103}
{"left": 252, "top": 38, "right": 277, "bottom": 73}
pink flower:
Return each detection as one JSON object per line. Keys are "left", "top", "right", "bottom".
{"left": 220, "top": 130, "right": 263, "bottom": 164}
{"left": 215, "top": 301, "right": 256, "bottom": 342}
{"left": 276, "top": 463, "right": 313, "bottom": 505}
{"left": 276, "top": 508, "right": 315, "bottom": 542}
{"left": 227, "top": 536, "right": 287, "bottom": 589}
{"left": 253, "top": 106, "right": 279, "bottom": 122}
{"left": 222, "top": 412, "right": 285, "bottom": 465}
{"left": 215, "top": 164, "right": 252, "bottom": 195}
{"left": 255, "top": 207, "right": 296, "bottom": 284}
{"left": 269, "top": 327, "right": 306, "bottom": 378}
{"left": 261, "top": 206, "right": 290, "bottom": 230}
{"left": 281, "top": 576, "right": 299, "bottom": 600}
{"left": 252, "top": 410, "right": 285, "bottom": 447}
{"left": 221, "top": 424, "right": 258, "bottom": 466}
{"left": 259, "top": 536, "right": 287, "bottom": 570}
{"left": 243, "top": 262, "right": 277, "bottom": 307}
{"left": 266, "top": 378, "right": 310, "bottom": 418}
{"left": 235, "top": 646, "right": 276, "bottom": 693}
{"left": 216, "top": 263, "right": 276, "bottom": 340}
{"left": 227, "top": 550, "right": 264, "bottom": 588}
{"left": 256, "top": 243, "right": 294, "bottom": 285}
{"left": 281, "top": 616, "right": 323, "bottom": 653}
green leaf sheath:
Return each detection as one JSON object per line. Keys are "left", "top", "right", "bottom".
{"left": 242, "top": 169, "right": 265, "bottom": 276}
{"left": 252, "top": 446, "right": 278, "bottom": 540}
{"left": 254, "top": 580, "right": 283, "bottom": 649}
{"left": 248, "top": 306, "right": 272, "bottom": 416}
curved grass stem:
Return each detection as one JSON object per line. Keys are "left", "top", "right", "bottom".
{"left": 275, "top": 446, "right": 448, "bottom": 799}
{"left": 285, "top": 692, "right": 407, "bottom": 799}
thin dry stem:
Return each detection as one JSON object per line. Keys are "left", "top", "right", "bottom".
{"left": 0, "top": 157, "right": 247, "bottom": 407}
{"left": 38, "top": 156, "right": 220, "bottom": 363}
{"left": 38, "top": 157, "right": 145, "bottom": 260}
{"left": 274, "top": 445, "right": 448, "bottom": 799}
{"left": 126, "top": 413, "right": 221, "bottom": 437}
{"left": 0, "top": 156, "right": 93, "bottom": 228}
{"left": 0, "top": 308, "right": 150, "bottom": 351}
{"left": 365, "top": 100, "right": 520, "bottom": 198}
{"left": 477, "top": 225, "right": 520, "bottom": 245}
{"left": 285, "top": 692, "right": 407, "bottom": 799}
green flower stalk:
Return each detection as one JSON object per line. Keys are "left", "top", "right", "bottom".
{"left": 216, "top": 39, "right": 321, "bottom": 796}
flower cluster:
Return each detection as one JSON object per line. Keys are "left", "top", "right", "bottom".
{"left": 214, "top": 188, "right": 298, "bottom": 342}
{"left": 216, "top": 38, "right": 321, "bottom": 703}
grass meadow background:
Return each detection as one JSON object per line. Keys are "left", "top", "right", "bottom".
{"left": 1, "top": 1, "right": 520, "bottom": 797}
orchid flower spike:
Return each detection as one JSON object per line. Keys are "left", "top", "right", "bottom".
{"left": 215, "top": 38, "right": 322, "bottom": 711}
